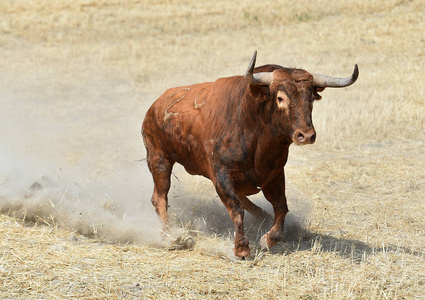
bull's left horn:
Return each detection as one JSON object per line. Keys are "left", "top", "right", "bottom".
{"left": 244, "top": 50, "right": 273, "bottom": 86}
{"left": 313, "top": 64, "right": 359, "bottom": 88}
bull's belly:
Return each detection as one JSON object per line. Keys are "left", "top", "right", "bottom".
{"left": 233, "top": 167, "right": 282, "bottom": 196}
{"left": 235, "top": 182, "right": 262, "bottom": 196}
{"left": 168, "top": 141, "right": 211, "bottom": 179}
{"left": 178, "top": 158, "right": 211, "bottom": 178}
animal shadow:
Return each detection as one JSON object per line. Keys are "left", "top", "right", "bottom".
{"left": 269, "top": 229, "right": 424, "bottom": 264}
{"left": 169, "top": 197, "right": 423, "bottom": 263}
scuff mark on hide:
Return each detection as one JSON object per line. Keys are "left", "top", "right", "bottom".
{"left": 163, "top": 88, "right": 190, "bottom": 121}
{"left": 194, "top": 89, "right": 205, "bottom": 109}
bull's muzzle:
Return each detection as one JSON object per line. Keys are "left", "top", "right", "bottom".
{"left": 293, "top": 129, "right": 316, "bottom": 145}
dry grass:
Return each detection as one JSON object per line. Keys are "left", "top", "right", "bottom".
{"left": 2, "top": 213, "right": 423, "bottom": 299}
{"left": 1, "top": 0, "right": 425, "bottom": 299}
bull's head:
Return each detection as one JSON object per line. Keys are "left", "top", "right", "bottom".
{"left": 244, "top": 51, "right": 358, "bottom": 145}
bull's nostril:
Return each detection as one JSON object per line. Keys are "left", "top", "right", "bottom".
{"left": 296, "top": 132, "right": 305, "bottom": 143}
{"left": 293, "top": 129, "right": 316, "bottom": 145}
{"left": 311, "top": 133, "right": 316, "bottom": 143}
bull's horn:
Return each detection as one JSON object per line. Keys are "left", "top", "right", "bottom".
{"left": 244, "top": 50, "right": 274, "bottom": 86}
{"left": 313, "top": 64, "right": 359, "bottom": 88}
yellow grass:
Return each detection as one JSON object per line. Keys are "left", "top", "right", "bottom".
{"left": 1, "top": 0, "right": 425, "bottom": 299}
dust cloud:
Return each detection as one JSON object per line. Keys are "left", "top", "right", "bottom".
{"left": 0, "top": 137, "right": 162, "bottom": 246}
{"left": 0, "top": 74, "right": 163, "bottom": 245}
{"left": 0, "top": 71, "right": 311, "bottom": 249}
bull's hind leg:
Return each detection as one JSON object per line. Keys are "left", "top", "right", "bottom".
{"left": 145, "top": 148, "right": 174, "bottom": 232}
{"left": 239, "top": 195, "right": 272, "bottom": 222}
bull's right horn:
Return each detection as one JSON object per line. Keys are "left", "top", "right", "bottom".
{"left": 244, "top": 50, "right": 274, "bottom": 86}
{"left": 313, "top": 64, "right": 359, "bottom": 88}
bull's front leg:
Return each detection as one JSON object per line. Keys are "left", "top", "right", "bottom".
{"left": 214, "top": 169, "right": 250, "bottom": 259}
{"left": 260, "top": 170, "right": 289, "bottom": 250}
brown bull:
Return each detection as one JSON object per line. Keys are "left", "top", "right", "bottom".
{"left": 142, "top": 51, "right": 358, "bottom": 259}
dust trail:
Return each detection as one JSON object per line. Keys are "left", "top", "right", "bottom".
{"left": 0, "top": 76, "right": 163, "bottom": 245}
{"left": 0, "top": 137, "right": 162, "bottom": 245}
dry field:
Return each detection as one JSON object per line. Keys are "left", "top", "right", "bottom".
{"left": 1, "top": 0, "right": 425, "bottom": 299}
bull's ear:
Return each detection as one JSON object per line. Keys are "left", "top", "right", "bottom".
{"left": 249, "top": 84, "right": 270, "bottom": 102}
{"left": 313, "top": 87, "right": 325, "bottom": 100}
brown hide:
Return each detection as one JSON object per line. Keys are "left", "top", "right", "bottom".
{"left": 142, "top": 61, "right": 357, "bottom": 259}
{"left": 143, "top": 65, "right": 314, "bottom": 191}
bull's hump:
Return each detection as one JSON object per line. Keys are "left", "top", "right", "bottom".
{"left": 159, "top": 83, "right": 214, "bottom": 122}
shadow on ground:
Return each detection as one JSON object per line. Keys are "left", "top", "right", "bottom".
{"left": 169, "top": 192, "right": 424, "bottom": 262}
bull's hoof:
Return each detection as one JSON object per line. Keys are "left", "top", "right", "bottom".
{"left": 175, "top": 236, "right": 196, "bottom": 249}
{"left": 234, "top": 246, "right": 251, "bottom": 260}
{"left": 162, "top": 229, "right": 196, "bottom": 250}
{"left": 260, "top": 233, "right": 278, "bottom": 251}
{"left": 165, "top": 235, "right": 195, "bottom": 250}
{"left": 260, "top": 234, "right": 270, "bottom": 251}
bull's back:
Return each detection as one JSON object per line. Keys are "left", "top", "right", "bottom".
{"left": 142, "top": 82, "right": 214, "bottom": 178}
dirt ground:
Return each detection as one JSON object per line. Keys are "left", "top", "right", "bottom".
{"left": 1, "top": 0, "right": 425, "bottom": 299}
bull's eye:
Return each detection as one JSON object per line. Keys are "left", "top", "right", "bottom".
{"left": 276, "top": 91, "right": 289, "bottom": 109}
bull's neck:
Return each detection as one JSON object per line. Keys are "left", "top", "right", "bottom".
{"left": 241, "top": 84, "right": 292, "bottom": 149}
{"left": 237, "top": 88, "right": 291, "bottom": 169}
{"left": 258, "top": 130, "right": 290, "bottom": 163}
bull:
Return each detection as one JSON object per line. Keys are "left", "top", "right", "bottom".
{"left": 142, "top": 51, "right": 358, "bottom": 259}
